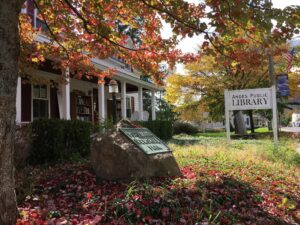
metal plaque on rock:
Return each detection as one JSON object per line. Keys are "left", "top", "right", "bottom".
{"left": 120, "top": 128, "right": 170, "bottom": 155}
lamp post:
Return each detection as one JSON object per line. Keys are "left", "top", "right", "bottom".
{"left": 109, "top": 79, "right": 119, "bottom": 124}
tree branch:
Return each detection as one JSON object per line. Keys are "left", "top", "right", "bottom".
{"left": 33, "top": 0, "right": 70, "bottom": 59}
{"left": 139, "top": 0, "right": 234, "bottom": 59}
{"left": 62, "top": 0, "right": 149, "bottom": 52}
{"left": 224, "top": 0, "right": 263, "bottom": 45}
{"left": 139, "top": 0, "right": 206, "bottom": 34}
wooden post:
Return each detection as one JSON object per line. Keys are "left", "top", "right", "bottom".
{"left": 121, "top": 81, "right": 127, "bottom": 119}
{"left": 224, "top": 89, "right": 231, "bottom": 143}
{"left": 98, "top": 81, "right": 106, "bottom": 122}
{"left": 61, "top": 67, "right": 70, "bottom": 120}
{"left": 151, "top": 90, "right": 156, "bottom": 121}
{"left": 138, "top": 86, "right": 143, "bottom": 121}
{"left": 272, "top": 85, "right": 279, "bottom": 149}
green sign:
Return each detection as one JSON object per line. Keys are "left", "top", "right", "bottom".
{"left": 120, "top": 128, "right": 170, "bottom": 155}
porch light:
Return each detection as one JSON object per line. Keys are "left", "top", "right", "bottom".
{"left": 109, "top": 79, "right": 119, "bottom": 94}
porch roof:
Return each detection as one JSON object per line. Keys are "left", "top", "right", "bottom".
{"left": 36, "top": 34, "right": 163, "bottom": 92}
{"left": 92, "top": 58, "right": 164, "bottom": 92}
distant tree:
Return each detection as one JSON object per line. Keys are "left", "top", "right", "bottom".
{"left": 166, "top": 31, "right": 284, "bottom": 134}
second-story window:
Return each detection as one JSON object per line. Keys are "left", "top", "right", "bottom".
{"left": 111, "top": 56, "right": 134, "bottom": 73}
{"left": 27, "top": 0, "right": 35, "bottom": 27}
{"left": 26, "top": 0, "right": 47, "bottom": 32}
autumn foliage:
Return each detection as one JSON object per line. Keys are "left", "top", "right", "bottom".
{"left": 16, "top": 146, "right": 300, "bottom": 224}
{"left": 19, "top": 0, "right": 300, "bottom": 84}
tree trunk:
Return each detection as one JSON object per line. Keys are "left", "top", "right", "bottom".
{"left": 0, "top": 1, "right": 24, "bottom": 224}
{"left": 248, "top": 110, "right": 255, "bottom": 134}
{"left": 233, "top": 111, "right": 247, "bottom": 135}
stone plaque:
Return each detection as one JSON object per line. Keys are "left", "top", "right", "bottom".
{"left": 120, "top": 128, "right": 170, "bottom": 155}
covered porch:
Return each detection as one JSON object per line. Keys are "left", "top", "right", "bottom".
{"left": 15, "top": 66, "right": 163, "bottom": 124}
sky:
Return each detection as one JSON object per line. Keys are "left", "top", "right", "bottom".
{"left": 160, "top": 0, "right": 300, "bottom": 73}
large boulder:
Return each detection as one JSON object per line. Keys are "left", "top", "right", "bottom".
{"left": 90, "top": 120, "right": 181, "bottom": 181}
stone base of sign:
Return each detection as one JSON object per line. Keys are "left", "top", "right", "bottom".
{"left": 90, "top": 120, "right": 181, "bottom": 181}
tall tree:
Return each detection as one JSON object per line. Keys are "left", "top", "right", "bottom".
{"left": 165, "top": 32, "right": 290, "bottom": 134}
{"left": 0, "top": 0, "right": 299, "bottom": 224}
{"left": 0, "top": 2, "right": 26, "bottom": 224}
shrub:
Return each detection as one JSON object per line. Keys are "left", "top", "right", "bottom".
{"left": 281, "top": 114, "right": 291, "bottom": 127}
{"left": 92, "top": 119, "right": 113, "bottom": 133}
{"left": 30, "top": 119, "right": 91, "bottom": 164}
{"left": 137, "top": 120, "right": 173, "bottom": 140}
{"left": 173, "top": 121, "right": 199, "bottom": 135}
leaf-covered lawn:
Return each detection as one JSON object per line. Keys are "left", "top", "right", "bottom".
{"left": 16, "top": 135, "right": 300, "bottom": 224}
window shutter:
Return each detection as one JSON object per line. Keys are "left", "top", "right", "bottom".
{"left": 50, "top": 86, "right": 59, "bottom": 118}
{"left": 21, "top": 80, "right": 32, "bottom": 122}
{"left": 26, "top": 0, "right": 35, "bottom": 26}
{"left": 27, "top": 0, "right": 35, "bottom": 15}
{"left": 131, "top": 96, "right": 135, "bottom": 112}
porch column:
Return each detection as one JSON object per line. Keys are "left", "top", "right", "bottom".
{"left": 61, "top": 67, "right": 70, "bottom": 120}
{"left": 138, "top": 86, "right": 143, "bottom": 120}
{"left": 98, "top": 81, "right": 106, "bottom": 121}
{"left": 151, "top": 90, "right": 156, "bottom": 121}
{"left": 16, "top": 77, "right": 21, "bottom": 123}
{"left": 121, "top": 81, "right": 127, "bottom": 119}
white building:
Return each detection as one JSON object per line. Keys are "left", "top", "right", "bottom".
{"left": 16, "top": 1, "right": 163, "bottom": 124}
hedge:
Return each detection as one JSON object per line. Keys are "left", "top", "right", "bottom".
{"left": 137, "top": 120, "right": 173, "bottom": 140}
{"left": 173, "top": 121, "right": 199, "bottom": 135}
{"left": 30, "top": 119, "right": 91, "bottom": 165}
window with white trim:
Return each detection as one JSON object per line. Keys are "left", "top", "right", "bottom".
{"left": 26, "top": 0, "right": 47, "bottom": 31}
{"left": 32, "top": 85, "right": 49, "bottom": 119}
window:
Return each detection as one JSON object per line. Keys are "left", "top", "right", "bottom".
{"left": 26, "top": 0, "right": 35, "bottom": 26}
{"left": 33, "top": 85, "right": 49, "bottom": 119}
{"left": 26, "top": 0, "right": 47, "bottom": 31}
{"left": 246, "top": 118, "right": 250, "bottom": 126}
{"left": 126, "top": 97, "right": 131, "bottom": 117}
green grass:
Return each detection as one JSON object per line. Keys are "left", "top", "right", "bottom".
{"left": 253, "top": 127, "right": 269, "bottom": 133}
{"left": 192, "top": 127, "right": 270, "bottom": 139}
{"left": 170, "top": 133, "right": 300, "bottom": 175}
{"left": 168, "top": 134, "right": 300, "bottom": 223}
{"left": 193, "top": 131, "right": 227, "bottom": 138}
{"left": 17, "top": 133, "right": 300, "bottom": 224}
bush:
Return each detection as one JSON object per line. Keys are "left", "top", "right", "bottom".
{"left": 281, "top": 115, "right": 291, "bottom": 127}
{"left": 92, "top": 119, "right": 113, "bottom": 133}
{"left": 30, "top": 119, "right": 91, "bottom": 165}
{"left": 137, "top": 120, "right": 173, "bottom": 140}
{"left": 173, "top": 121, "right": 199, "bottom": 135}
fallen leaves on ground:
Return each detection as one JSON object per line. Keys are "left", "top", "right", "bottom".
{"left": 15, "top": 159, "right": 300, "bottom": 225}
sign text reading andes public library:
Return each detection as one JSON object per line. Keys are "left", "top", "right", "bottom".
{"left": 228, "top": 88, "right": 272, "bottom": 110}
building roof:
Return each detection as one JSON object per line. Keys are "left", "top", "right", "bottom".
{"left": 92, "top": 58, "right": 164, "bottom": 91}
